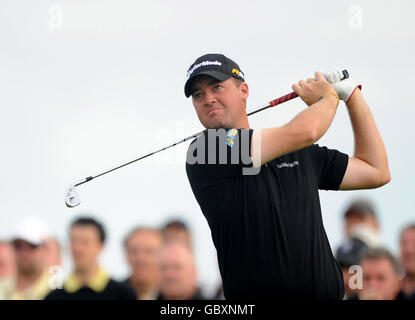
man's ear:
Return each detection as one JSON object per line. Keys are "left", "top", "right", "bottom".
{"left": 240, "top": 82, "right": 249, "bottom": 103}
{"left": 98, "top": 242, "right": 104, "bottom": 253}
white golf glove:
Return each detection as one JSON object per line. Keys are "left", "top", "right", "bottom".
{"left": 321, "top": 69, "right": 362, "bottom": 103}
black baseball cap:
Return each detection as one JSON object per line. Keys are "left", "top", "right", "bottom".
{"left": 184, "top": 53, "right": 245, "bottom": 98}
{"left": 336, "top": 237, "right": 368, "bottom": 268}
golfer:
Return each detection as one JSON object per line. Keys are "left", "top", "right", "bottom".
{"left": 185, "top": 54, "right": 390, "bottom": 299}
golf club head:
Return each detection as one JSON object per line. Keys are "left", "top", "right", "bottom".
{"left": 65, "top": 185, "right": 81, "bottom": 208}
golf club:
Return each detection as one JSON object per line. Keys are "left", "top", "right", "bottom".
{"left": 65, "top": 70, "right": 349, "bottom": 208}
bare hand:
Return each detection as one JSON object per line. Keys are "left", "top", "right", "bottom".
{"left": 292, "top": 71, "right": 337, "bottom": 107}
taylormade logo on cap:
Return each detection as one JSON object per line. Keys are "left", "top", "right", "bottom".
{"left": 187, "top": 60, "right": 222, "bottom": 79}
{"left": 184, "top": 54, "right": 245, "bottom": 97}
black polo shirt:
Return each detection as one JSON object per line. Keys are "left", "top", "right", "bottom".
{"left": 45, "top": 279, "right": 137, "bottom": 300}
{"left": 186, "top": 128, "right": 348, "bottom": 299}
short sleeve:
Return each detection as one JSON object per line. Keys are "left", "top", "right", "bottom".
{"left": 308, "top": 144, "right": 349, "bottom": 190}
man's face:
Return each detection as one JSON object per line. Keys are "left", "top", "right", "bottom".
{"left": 361, "top": 258, "right": 400, "bottom": 300}
{"left": 400, "top": 229, "right": 415, "bottom": 275}
{"left": 344, "top": 214, "right": 378, "bottom": 237}
{"left": 12, "top": 239, "right": 45, "bottom": 276}
{"left": 125, "top": 230, "right": 162, "bottom": 282}
{"left": 70, "top": 225, "right": 102, "bottom": 271}
{"left": 159, "top": 244, "right": 196, "bottom": 299}
{"left": 163, "top": 227, "right": 191, "bottom": 247}
{"left": 191, "top": 76, "right": 249, "bottom": 129}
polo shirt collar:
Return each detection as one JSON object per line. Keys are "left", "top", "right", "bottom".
{"left": 64, "top": 266, "right": 110, "bottom": 293}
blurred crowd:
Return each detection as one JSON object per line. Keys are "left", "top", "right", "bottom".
{"left": 0, "top": 198, "right": 414, "bottom": 300}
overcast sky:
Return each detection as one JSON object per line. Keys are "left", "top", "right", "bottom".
{"left": 1, "top": 0, "right": 414, "bottom": 296}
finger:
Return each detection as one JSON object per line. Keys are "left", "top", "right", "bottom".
{"left": 315, "top": 71, "right": 324, "bottom": 81}
{"left": 299, "top": 80, "right": 306, "bottom": 87}
{"left": 306, "top": 77, "right": 315, "bottom": 83}
{"left": 292, "top": 83, "right": 302, "bottom": 95}
{"left": 320, "top": 70, "right": 331, "bottom": 83}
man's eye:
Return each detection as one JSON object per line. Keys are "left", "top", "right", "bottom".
{"left": 193, "top": 92, "right": 202, "bottom": 99}
{"left": 214, "top": 85, "right": 222, "bottom": 90}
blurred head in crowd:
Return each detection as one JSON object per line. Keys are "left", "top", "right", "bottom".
{"left": 162, "top": 219, "right": 192, "bottom": 248}
{"left": 10, "top": 217, "right": 50, "bottom": 277}
{"left": 399, "top": 223, "right": 415, "bottom": 297}
{"left": 124, "top": 227, "right": 163, "bottom": 299}
{"left": 343, "top": 198, "right": 380, "bottom": 247}
{"left": 0, "top": 241, "right": 15, "bottom": 279}
{"left": 336, "top": 237, "right": 368, "bottom": 299}
{"left": 400, "top": 224, "right": 415, "bottom": 277}
{"left": 360, "top": 247, "right": 402, "bottom": 300}
{"left": 70, "top": 217, "right": 105, "bottom": 273}
{"left": 159, "top": 242, "right": 198, "bottom": 300}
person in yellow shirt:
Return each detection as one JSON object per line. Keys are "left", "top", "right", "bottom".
{"left": 0, "top": 217, "right": 52, "bottom": 300}
{"left": 45, "top": 217, "right": 136, "bottom": 300}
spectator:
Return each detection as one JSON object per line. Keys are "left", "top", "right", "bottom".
{"left": 396, "top": 223, "right": 415, "bottom": 300}
{"left": 359, "top": 247, "right": 402, "bottom": 300}
{"left": 158, "top": 242, "right": 205, "bottom": 300}
{"left": 343, "top": 198, "right": 380, "bottom": 248}
{"left": 0, "top": 241, "right": 15, "bottom": 279}
{"left": 0, "top": 241, "right": 16, "bottom": 298}
{"left": 123, "top": 227, "right": 163, "bottom": 299}
{"left": 336, "top": 237, "right": 368, "bottom": 299}
{"left": 45, "top": 217, "right": 136, "bottom": 300}
{"left": 0, "top": 217, "right": 51, "bottom": 300}
{"left": 335, "top": 198, "right": 381, "bottom": 299}
{"left": 162, "top": 219, "right": 192, "bottom": 249}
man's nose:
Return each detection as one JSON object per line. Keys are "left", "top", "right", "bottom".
{"left": 365, "top": 279, "right": 378, "bottom": 289}
{"left": 204, "top": 90, "right": 217, "bottom": 105}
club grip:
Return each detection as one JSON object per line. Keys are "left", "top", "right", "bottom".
{"left": 265, "top": 69, "right": 349, "bottom": 110}
{"left": 269, "top": 92, "right": 298, "bottom": 107}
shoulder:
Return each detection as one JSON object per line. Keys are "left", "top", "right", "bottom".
{"left": 268, "top": 144, "right": 316, "bottom": 164}
{"left": 44, "top": 288, "right": 66, "bottom": 300}
{"left": 119, "top": 277, "right": 132, "bottom": 286}
{"left": 396, "top": 290, "right": 415, "bottom": 300}
{"left": 302, "top": 144, "right": 347, "bottom": 164}
{"left": 106, "top": 279, "right": 137, "bottom": 299}
{"left": 191, "top": 288, "right": 207, "bottom": 300}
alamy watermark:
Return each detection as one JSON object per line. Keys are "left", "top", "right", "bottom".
{"left": 186, "top": 128, "right": 260, "bottom": 176}
{"left": 348, "top": 265, "right": 363, "bottom": 290}
{"left": 48, "top": 265, "right": 64, "bottom": 289}
{"left": 48, "top": 5, "right": 63, "bottom": 31}
{"left": 348, "top": 5, "right": 363, "bottom": 30}
{"left": 152, "top": 123, "right": 261, "bottom": 175}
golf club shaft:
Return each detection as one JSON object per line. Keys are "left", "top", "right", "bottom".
{"left": 74, "top": 91, "right": 299, "bottom": 187}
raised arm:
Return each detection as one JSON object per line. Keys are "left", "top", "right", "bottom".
{"left": 251, "top": 72, "right": 339, "bottom": 167}
{"left": 339, "top": 88, "right": 391, "bottom": 189}
{"left": 318, "top": 69, "right": 391, "bottom": 190}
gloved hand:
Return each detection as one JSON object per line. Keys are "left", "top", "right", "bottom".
{"left": 321, "top": 69, "right": 362, "bottom": 104}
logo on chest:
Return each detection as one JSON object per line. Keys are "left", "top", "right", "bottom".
{"left": 276, "top": 161, "right": 299, "bottom": 169}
